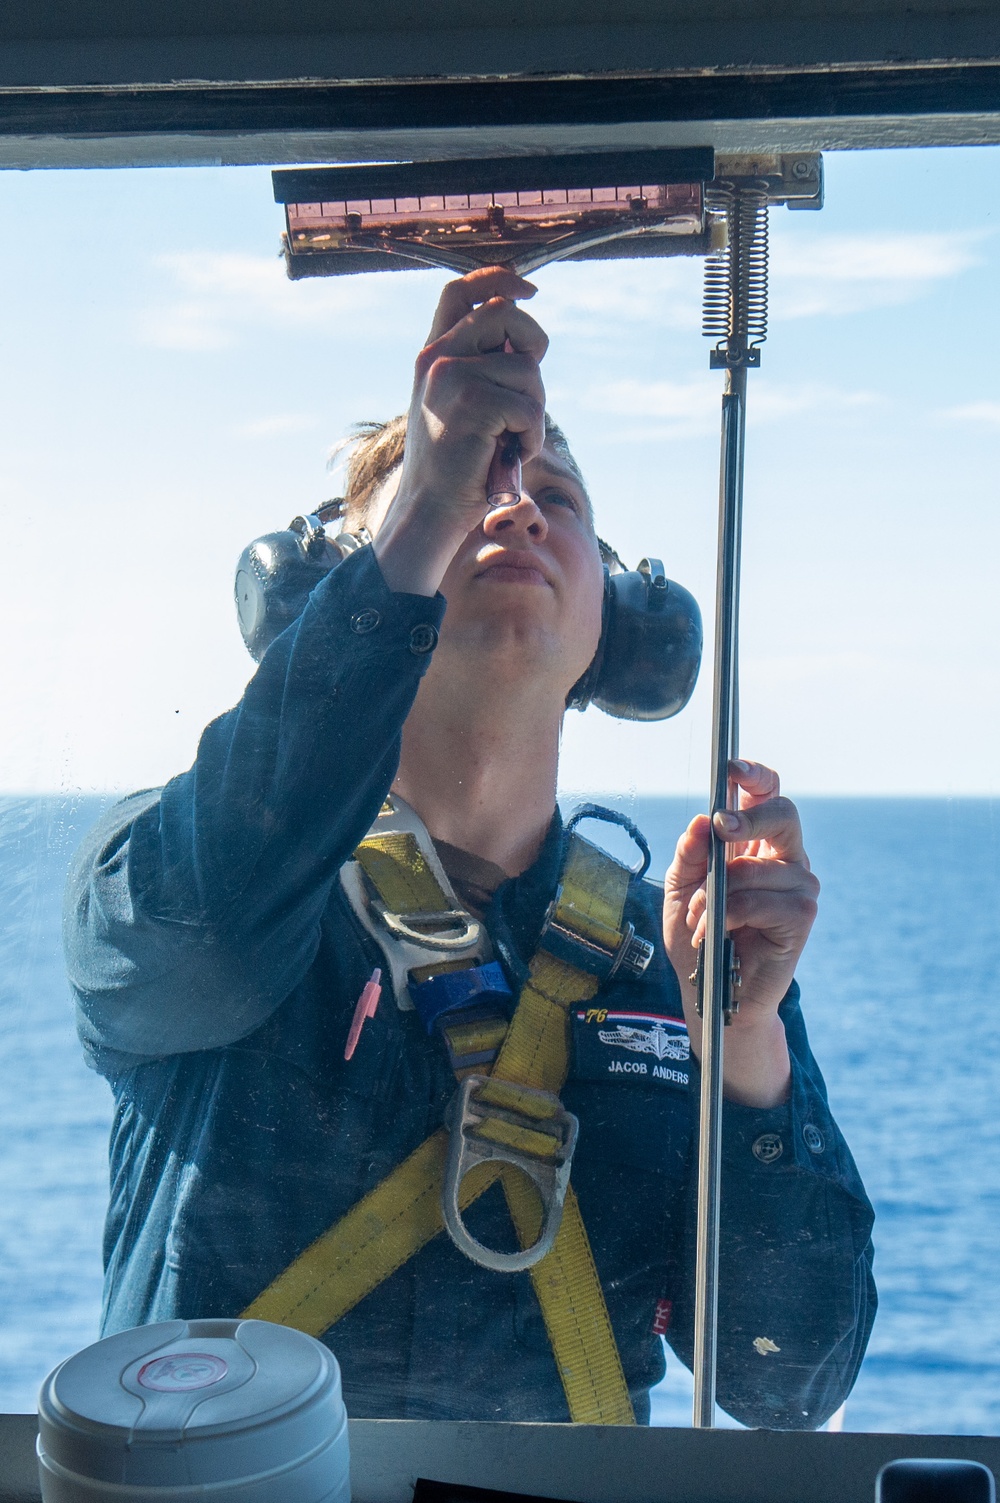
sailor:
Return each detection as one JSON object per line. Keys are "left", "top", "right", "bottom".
{"left": 64, "top": 266, "right": 875, "bottom": 1428}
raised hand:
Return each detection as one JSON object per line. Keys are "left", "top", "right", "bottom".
{"left": 373, "top": 267, "right": 547, "bottom": 596}
{"left": 662, "top": 760, "right": 820, "bottom": 1107}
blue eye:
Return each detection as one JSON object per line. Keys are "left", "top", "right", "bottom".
{"left": 540, "top": 489, "right": 578, "bottom": 511}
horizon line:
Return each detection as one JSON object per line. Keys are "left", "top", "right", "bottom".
{"left": 2, "top": 786, "right": 1000, "bottom": 802}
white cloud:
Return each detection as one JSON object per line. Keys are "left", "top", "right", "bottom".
{"left": 140, "top": 299, "right": 235, "bottom": 352}
{"left": 134, "top": 227, "right": 983, "bottom": 358}
{"left": 752, "top": 384, "right": 880, "bottom": 421}
{"left": 131, "top": 212, "right": 990, "bottom": 361}
{"left": 530, "top": 228, "right": 987, "bottom": 338}
{"left": 769, "top": 229, "right": 986, "bottom": 319}
{"left": 160, "top": 251, "right": 287, "bottom": 298}
{"left": 586, "top": 376, "right": 714, "bottom": 424}
{"left": 231, "top": 413, "right": 318, "bottom": 438}
{"left": 938, "top": 400, "right": 1000, "bottom": 427}
{"left": 137, "top": 251, "right": 433, "bottom": 351}
{"left": 531, "top": 257, "right": 704, "bottom": 337}
{"left": 578, "top": 375, "right": 880, "bottom": 438}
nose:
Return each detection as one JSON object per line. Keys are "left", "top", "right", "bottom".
{"left": 482, "top": 492, "right": 548, "bottom": 541}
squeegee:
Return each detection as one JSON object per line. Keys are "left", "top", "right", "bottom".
{"left": 274, "top": 149, "right": 715, "bottom": 506}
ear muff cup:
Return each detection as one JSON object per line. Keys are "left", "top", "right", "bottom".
{"left": 235, "top": 518, "right": 361, "bottom": 663}
{"left": 567, "top": 561, "right": 702, "bottom": 721}
{"left": 236, "top": 527, "right": 702, "bottom": 723}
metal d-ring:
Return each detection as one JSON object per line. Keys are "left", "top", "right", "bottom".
{"left": 379, "top": 908, "right": 481, "bottom": 952}
{"left": 565, "top": 804, "right": 652, "bottom": 879}
{"left": 442, "top": 1076, "right": 578, "bottom": 1273}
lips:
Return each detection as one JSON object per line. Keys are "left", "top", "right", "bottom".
{"left": 475, "top": 552, "right": 552, "bottom": 587}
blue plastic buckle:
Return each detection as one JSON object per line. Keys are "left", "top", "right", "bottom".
{"left": 409, "top": 961, "right": 513, "bottom": 1035}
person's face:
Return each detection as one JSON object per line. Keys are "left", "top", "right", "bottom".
{"left": 369, "top": 440, "right": 605, "bottom": 698}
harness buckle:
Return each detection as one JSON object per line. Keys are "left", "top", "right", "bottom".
{"left": 442, "top": 1075, "right": 579, "bottom": 1273}
{"left": 377, "top": 906, "right": 482, "bottom": 952}
{"left": 539, "top": 902, "right": 653, "bottom": 981}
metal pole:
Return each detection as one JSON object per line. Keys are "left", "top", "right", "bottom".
{"left": 692, "top": 360, "right": 746, "bottom": 1428}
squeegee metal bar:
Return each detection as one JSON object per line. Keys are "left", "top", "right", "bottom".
{"left": 272, "top": 148, "right": 715, "bottom": 205}
{"left": 318, "top": 217, "right": 702, "bottom": 277}
{"left": 510, "top": 219, "right": 704, "bottom": 276}
{"left": 693, "top": 361, "right": 746, "bottom": 1429}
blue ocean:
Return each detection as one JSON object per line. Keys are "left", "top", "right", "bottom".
{"left": 1, "top": 794, "right": 998, "bottom": 1432}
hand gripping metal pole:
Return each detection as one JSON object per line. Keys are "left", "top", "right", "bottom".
{"left": 693, "top": 181, "right": 769, "bottom": 1429}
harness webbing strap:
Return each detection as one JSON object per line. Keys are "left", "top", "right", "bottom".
{"left": 488, "top": 945, "right": 636, "bottom": 1425}
{"left": 243, "top": 1129, "right": 499, "bottom": 1335}
{"left": 503, "top": 1175, "right": 636, "bottom": 1427}
{"left": 242, "top": 817, "right": 637, "bottom": 1425}
{"left": 355, "top": 831, "right": 450, "bottom": 915}
{"left": 489, "top": 952, "right": 599, "bottom": 1094}
{"left": 557, "top": 835, "right": 634, "bottom": 952}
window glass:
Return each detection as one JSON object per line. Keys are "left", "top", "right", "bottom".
{"left": 0, "top": 149, "right": 997, "bottom": 1432}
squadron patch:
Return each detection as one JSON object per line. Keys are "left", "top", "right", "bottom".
{"left": 571, "top": 1007, "right": 691, "bottom": 1091}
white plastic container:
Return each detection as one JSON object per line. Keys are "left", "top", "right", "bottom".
{"left": 37, "top": 1318, "right": 349, "bottom": 1501}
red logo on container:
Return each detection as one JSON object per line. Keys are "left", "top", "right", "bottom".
{"left": 137, "top": 1353, "right": 229, "bottom": 1392}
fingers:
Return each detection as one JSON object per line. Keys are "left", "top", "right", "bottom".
{"left": 423, "top": 356, "right": 545, "bottom": 452}
{"left": 411, "top": 271, "right": 548, "bottom": 477}
{"left": 431, "top": 350, "right": 545, "bottom": 406}
{"left": 420, "top": 299, "right": 549, "bottom": 376}
{"left": 731, "top": 758, "right": 779, "bottom": 808}
{"left": 664, "top": 813, "right": 712, "bottom": 896}
{"left": 686, "top": 856, "right": 819, "bottom": 932}
{"left": 712, "top": 794, "right": 807, "bottom": 866}
{"left": 691, "top": 855, "right": 819, "bottom": 903}
{"left": 416, "top": 295, "right": 549, "bottom": 461}
{"left": 689, "top": 885, "right": 819, "bottom": 951}
{"left": 426, "top": 267, "right": 538, "bottom": 343}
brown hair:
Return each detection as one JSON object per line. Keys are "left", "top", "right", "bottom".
{"left": 331, "top": 413, "right": 585, "bottom": 523}
{"left": 335, "top": 414, "right": 409, "bottom": 527}
{"left": 328, "top": 414, "right": 623, "bottom": 569}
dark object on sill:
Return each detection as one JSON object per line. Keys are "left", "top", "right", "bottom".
{"left": 877, "top": 1460, "right": 997, "bottom": 1503}
{"left": 414, "top": 1481, "right": 573, "bottom": 1503}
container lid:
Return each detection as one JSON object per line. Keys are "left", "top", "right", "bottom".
{"left": 38, "top": 1318, "right": 345, "bottom": 1489}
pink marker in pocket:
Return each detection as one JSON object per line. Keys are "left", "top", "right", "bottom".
{"left": 344, "top": 968, "right": 382, "bottom": 1061}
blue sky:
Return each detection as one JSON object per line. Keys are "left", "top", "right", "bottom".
{"left": 1, "top": 146, "right": 998, "bottom": 796}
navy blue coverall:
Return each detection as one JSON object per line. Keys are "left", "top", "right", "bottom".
{"left": 64, "top": 544, "right": 876, "bottom": 1427}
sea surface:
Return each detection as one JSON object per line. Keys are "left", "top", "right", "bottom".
{"left": 1, "top": 793, "right": 998, "bottom": 1433}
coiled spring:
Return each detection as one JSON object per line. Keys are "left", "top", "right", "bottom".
{"left": 702, "top": 183, "right": 769, "bottom": 357}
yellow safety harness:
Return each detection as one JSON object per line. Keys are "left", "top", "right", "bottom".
{"left": 244, "top": 801, "right": 652, "bottom": 1425}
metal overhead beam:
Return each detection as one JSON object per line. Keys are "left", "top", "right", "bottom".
{"left": 0, "top": 6, "right": 999, "bottom": 168}
{"left": 3, "top": 2, "right": 1000, "bottom": 79}
{"left": 3, "top": 70, "right": 1000, "bottom": 168}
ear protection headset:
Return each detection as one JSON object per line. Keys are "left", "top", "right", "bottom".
{"left": 234, "top": 505, "right": 702, "bottom": 722}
